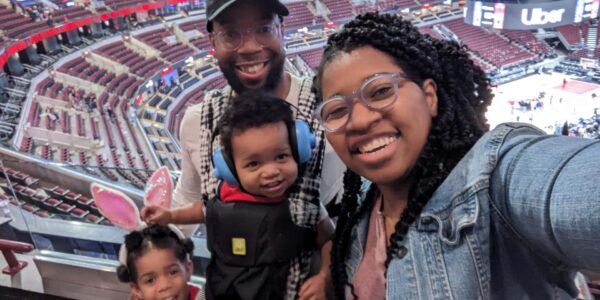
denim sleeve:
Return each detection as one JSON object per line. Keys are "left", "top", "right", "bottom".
{"left": 490, "top": 126, "right": 600, "bottom": 270}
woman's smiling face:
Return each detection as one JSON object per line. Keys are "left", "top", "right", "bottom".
{"left": 320, "top": 46, "right": 438, "bottom": 187}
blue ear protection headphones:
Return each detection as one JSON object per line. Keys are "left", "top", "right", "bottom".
{"left": 212, "top": 119, "right": 316, "bottom": 186}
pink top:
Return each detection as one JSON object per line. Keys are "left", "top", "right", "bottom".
{"left": 351, "top": 196, "right": 387, "bottom": 299}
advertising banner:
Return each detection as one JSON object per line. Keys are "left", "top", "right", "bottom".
{"left": 465, "top": 0, "right": 600, "bottom": 29}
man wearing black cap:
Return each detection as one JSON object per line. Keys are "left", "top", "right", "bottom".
{"left": 168, "top": 0, "right": 344, "bottom": 299}
{"left": 205, "top": 0, "right": 291, "bottom": 97}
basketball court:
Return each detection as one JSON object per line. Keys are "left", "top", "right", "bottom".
{"left": 488, "top": 73, "right": 600, "bottom": 133}
{"left": 555, "top": 80, "right": 600, "bottom": 95}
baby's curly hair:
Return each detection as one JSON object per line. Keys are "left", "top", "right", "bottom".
{"left": 218, "top": 91, "right": 294, "bottom": 160}
{"left": 313, "top": 12, "right": 493, "bottom": 299}
{"left": 116, "top": 224, "right": 194, "bottom": 283}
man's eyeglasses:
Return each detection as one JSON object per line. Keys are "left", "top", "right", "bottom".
{"left": 212, "top": 23, "right": 280, "bottom": 51}
{"left": 314, "top": 72, "right": 409, "bottom": 132}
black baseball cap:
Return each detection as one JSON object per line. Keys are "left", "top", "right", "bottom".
{"left": 206, "top": 0, "right": 289, "bottom": 31}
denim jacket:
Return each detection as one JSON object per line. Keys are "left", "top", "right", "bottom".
{"left": 346, "top": 123, "right": 600, "bottom": 299}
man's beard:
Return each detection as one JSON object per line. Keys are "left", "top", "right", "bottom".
{"left": 219, "top": 56, "right": 285, "bottom": 95}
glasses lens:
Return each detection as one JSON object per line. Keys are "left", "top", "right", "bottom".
{"left": 220, "top": 30, "right": 242, "bottom": 50}
{"left": 362, "top": 75, "right": 397, "bottom": 109}
{"left": 320, "top": 98, "right": 350, "bottom": 131}
{"left": 254, "top": 24, "right": 277, "bottom": 46}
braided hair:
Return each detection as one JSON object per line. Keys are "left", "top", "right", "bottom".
{"left": 313, "top": 13, "right": 493, "bottom": 299}
{"left": 116, "top": 224, "right": 195, "bottom": 283}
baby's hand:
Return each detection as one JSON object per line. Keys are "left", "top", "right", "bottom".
{"left": 299, "top": 272, "right": 328, "bottom": 300}
{"left": 141, "top": 205, "right": 171, "bottom": 225}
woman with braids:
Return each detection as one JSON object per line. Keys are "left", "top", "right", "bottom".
{"left": 313, "top": 12, "right": 600, "bottom": 299}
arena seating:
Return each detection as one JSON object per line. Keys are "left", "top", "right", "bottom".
{"left": 24, "top": 47, "right": 151, "bottom": 184}
{"left": 103, "top": 0, "right": 147, "bottom": 10}
{"left": 57, "top": 56, "right": 142, "bottom": 99}
{"left": 0, "top": 167, "right": 109, "bottom": 224}
{"left": 322, "top": 0, "right": 353, "bottom": 21}
{"left": 502, "top": 30, "right": 552, "bottom": 55}
{"left": 418, "top": 26, "right": 443, "bottom": 40}
{"left": 355, "top": 0, "right": 417, "bottom": 15}
{"left": 557, "top": 24, "right": 585, "bottom": 48}
{"left": 0, "top": 4, "right": 50, "bottom": 39}
{"left": 95, "top": 41, "right": 166, "bottom": 77}
{"left": 51, "top": 5, "right": 92, "bottom": 23}
{"left": 285, "top": 1, "right": 317, "bottom": 29}
{"left": 568, "top": 48, "right": 600, "bottom": 60}
{"left": 135, "top": 28, "right": 196, "bottom": 63}
{"left": 297, "top": 48, "right": 323, "bottom": 69}
{"left": 179, "top": 19, "right": 211, "bottom": 51}
{"left": 444, "top": 19, "right": 536, "bottom": 68}
{"left": 167, "top": 74, "right": 225, "bottom": 140}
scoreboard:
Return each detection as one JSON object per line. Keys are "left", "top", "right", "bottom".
{"left": 464, "top": 0, "right": 599, "bottom": 30}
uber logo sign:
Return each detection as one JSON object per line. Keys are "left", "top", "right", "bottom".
{"left": 465, "top": 0, "right": 595, "bottom": 30}
{"left": 521, "top": 8, "right": 565, "bottom": 26}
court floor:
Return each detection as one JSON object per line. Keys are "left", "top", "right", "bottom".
{"left": 487, "top": 73, "right": 600, "bottom": 133}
